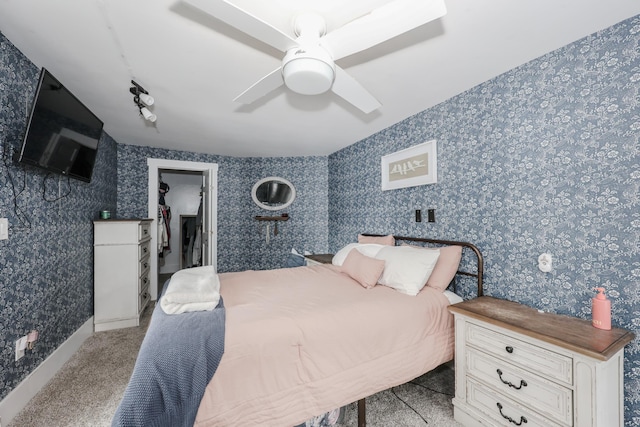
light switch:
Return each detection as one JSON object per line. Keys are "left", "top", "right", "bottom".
{"left": 0, "top": 218, "right": 8, "bottom": 240}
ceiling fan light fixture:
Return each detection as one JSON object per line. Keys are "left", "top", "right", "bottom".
{"left": 185, "top": 0, "right": 448, "bottom": 112}
{"left": 283, "top": 57, "right": 334, "bottom": 95}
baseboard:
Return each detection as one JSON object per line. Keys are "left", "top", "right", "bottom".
{"left": 0, "top": 316, "right": 94, "bottom": 425}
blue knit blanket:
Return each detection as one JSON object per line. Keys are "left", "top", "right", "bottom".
{"left": 112, "top": 295, "right": 225, "bottom": 427}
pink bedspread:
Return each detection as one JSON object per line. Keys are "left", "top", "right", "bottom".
{"left": 194, "top": 264, "right": 455, "bottom": 426}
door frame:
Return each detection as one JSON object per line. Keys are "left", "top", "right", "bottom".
{"left": 147, "top": 158, "right": 218, "bottom": 301}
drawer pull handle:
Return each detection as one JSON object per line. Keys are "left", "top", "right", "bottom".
{"left": 505, "top": 346, "right": 514, "bottom": 353}
{"left": 497, "top": 403, "right": 527, "bottom": 425}
{"left": 497, "top": 369, "right": 527, "bottom": 390}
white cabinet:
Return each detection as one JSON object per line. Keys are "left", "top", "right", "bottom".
{"left": 94, "top": 219, "right": 153, "bottom": 332}
{"left": 449, "top": 297, "right": 634, "bottom": 427}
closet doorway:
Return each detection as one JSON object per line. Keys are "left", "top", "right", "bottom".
{"left": 147, "top": 158, "right": 218, "bottom": 301}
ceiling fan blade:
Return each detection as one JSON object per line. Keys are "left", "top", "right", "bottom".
{"left": 322, "top": 0, "right": 446, "bottom": 61}
{"left": 233, "top": 67, "right": 284, "bottom": 104}
{"left": 331, "top": 66, "right": 381, "bottom": 114}
{"left": 184, "top": 0, "right": 297, "bottom": 52}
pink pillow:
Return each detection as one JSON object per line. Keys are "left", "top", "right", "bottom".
{"left": 341, "top": 249, "right": 386, "bottom": 289}
{"left": 427, "top": 246, "right": 462, "bottom": 291}
{"left": 402, "top": 244, "right": 462, "bottom": 292}
{"left": 358, "top": 234, "right": 395, "bottom": 246}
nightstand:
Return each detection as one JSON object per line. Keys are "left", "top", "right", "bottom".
{"left": 304, "top": 254, "right": 334, "bottom": 266}
{"left": 449, "top": 296, "right": 634, "bottom": 427}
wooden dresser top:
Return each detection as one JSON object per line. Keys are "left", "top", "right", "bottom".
{"left": 305, "top": 254, "right": 335, "bottom": 264}
{"left": 449, "top": 296, "right": 635, "bottom": 361}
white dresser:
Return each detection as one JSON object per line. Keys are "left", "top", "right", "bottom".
{"left": 93, "top": 219, "right": 153, "bottom": 332}
{"left": 449, "top": 297, "right": 634, "bottom": 427}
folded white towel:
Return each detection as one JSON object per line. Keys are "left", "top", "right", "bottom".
{"left": 160, "top": 266, "right": 221, "bottom": 315}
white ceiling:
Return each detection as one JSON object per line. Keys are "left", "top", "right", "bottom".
{"left": 1, "top": 1, "right": 639, "bottom": 157}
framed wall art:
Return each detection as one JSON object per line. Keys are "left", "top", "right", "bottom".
{"left": 381, "top": 140, "right": 437, "bottom": 191}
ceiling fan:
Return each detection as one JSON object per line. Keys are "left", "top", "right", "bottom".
{"left": 184, "top": 0, "right": 447, "bottom": 113}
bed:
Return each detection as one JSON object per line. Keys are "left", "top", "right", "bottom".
{"left": 113, "top": 235, "right": 484, "bottom": 427}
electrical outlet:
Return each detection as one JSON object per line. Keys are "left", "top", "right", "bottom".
{"left": 27, "top": 329, "right": 39, "bottom": 350}
{"left": 427, "top": 209, "right": 436, "bottom": 223}
{"left": 415, "top": 209, "right": 422, "bottom": 222}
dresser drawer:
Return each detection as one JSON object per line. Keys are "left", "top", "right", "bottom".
{"left": 139, "top": 271, "right": 150, "bottom": 294}
{"left": 139, "top": 283, "right": 151, "bottom": 313}
{"left": 466, "top": 323, "right": 572, "bottom": 385}
{"left": 139, "top": 239, "right": 151, "bottom": 260}
{"left": 466, "top": 348, "right": 573, "bottom": 425}
{"left": 138, "top": 255, "right": 150, "bottom": 277}
{"left": 466, "top": 378, "right": 566, "bottom": 427}
{"left": 138, "top": 221, "right": 151, "bottom": 241}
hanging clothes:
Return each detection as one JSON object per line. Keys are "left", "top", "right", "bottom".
{"left": 158, "top": 178, "right": 172, "bottom": 260}
{"left": 182, "top": 217, "right": 196, "bottom": 268}
{"left": 192, "top": 197, "right": 203, "bottom": 267}
{"left": 158, "top": 206, "right": 168, "bottom": 253}
{"left": 158, "top": 205, "right": 171, "bottom": 255}
{"left": 159, "top": 180, "right": 170, "bottom": 205}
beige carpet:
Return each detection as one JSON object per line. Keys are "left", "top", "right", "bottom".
{"left": 8, "top": 307, "right": 152, "bottom": 427}
{"left": 8, "top": 305, "right": 462, "bottom": 427}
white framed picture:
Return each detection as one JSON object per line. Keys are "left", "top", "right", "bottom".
{"left": 381, "top": 140, "right": 437, "bottom": 191}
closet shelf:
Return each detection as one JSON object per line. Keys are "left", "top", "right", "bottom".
{"left": 255, "top": 215, "right": 289, "bottom": 222}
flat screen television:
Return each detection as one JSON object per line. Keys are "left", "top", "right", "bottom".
{"left": 16, "top": 68, "right": 103, "bottom": 183}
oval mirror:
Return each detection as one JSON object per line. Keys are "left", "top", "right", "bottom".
{"left": 252, "top": 177, "right": 296, "bottom": 211}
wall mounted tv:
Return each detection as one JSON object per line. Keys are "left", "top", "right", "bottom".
{"left": 16, "top": 68, "right": 103, "bottom": 183}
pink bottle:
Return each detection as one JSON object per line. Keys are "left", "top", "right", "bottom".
{"left": 592, "top": 287, "right": 611, "bottom": 330}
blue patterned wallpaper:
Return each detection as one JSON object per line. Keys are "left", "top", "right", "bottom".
{"left": 0, "top": 32, "right": 117, "bottom": 401}
{"left": 3, "top": 14, "right": 640, "bottom": 425}
{"left": 329, "top": 16, "right": 640, "bottom": 425}
{"left": 117, "top": 144, "right": 328, "bottom": 272}
{"left": 243, "top": 156, "right": 328, "bottom": 269}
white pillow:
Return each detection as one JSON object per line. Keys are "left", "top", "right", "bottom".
{"left": 374, "top": 246, "right": 440, "bottom": 296}
{"left": 332, "top": 243, "right": 386, "bottom": 266}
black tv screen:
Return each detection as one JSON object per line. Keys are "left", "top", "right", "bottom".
{"left": 17, "top": 68, "right": 103, "bottom": 183}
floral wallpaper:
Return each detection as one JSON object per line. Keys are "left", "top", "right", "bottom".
{"left": 329, "top": 15, "right": 640, "bottom": 425}
{"left": 116, "top": 144, "right": 328, "bottom": 272}
{"left": 0, "top": 32, "right": 118, "bottom": 401}
{"left": 2, "top": 13, "right": 640, "bottom": 426}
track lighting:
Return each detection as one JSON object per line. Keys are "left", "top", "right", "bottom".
{"left": 129, "top": 80, "right": 156, "bottom": 122}
{"left": 140, "top": 106, "right": 157, "bottom": 122}
{"left": 138, "top": 92, "right": 154, "bottom": 107}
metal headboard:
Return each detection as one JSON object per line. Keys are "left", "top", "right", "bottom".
{"left": 361, "top": 234, "right": 484, "bottom": 297}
